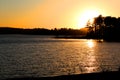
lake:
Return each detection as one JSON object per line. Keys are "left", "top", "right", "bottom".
{"left": 0, "top": 35, "right": 120, "bottom": 79}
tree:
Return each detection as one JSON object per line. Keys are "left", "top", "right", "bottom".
{"left": 93, "top": 15, "right": 104, "bottom": 39}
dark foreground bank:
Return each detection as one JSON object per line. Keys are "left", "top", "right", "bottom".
{"left": 5, "top": 71, "right": 120, "bottom": 80}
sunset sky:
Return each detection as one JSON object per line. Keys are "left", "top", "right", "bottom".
{"left": 0, "top": 0, "right": 120, "bottom": 29}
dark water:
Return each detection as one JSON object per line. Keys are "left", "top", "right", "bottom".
{"left": 0, "top": 35, "right": 120, "bottom": 79}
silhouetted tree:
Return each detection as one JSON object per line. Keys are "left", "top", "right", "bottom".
{"left": 93, "top": 15, "right": 104, "bottom": 39}
{"left": 87, "top": 15, "right": 120, "bottom": 41}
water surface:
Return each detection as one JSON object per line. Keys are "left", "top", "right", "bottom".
{"left": 0, "top": 35, "right": 120, "bottom": 79}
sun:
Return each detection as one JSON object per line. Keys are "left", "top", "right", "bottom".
{"left": 77, "top": 9, "right": 100, "bottom": 29}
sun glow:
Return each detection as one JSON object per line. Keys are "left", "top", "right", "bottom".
{"left": 77, "top": 9, "right": 100, "bottom": 29}
{"left": 87, "top": 40, "right": 95, "bottom": 48}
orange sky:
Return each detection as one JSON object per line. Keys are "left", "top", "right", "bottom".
{"left": 0, "top": 0, "right": 120, "bottom": 29}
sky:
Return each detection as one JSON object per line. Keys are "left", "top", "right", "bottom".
{"left": 0, "top": 0, "right": 120, "bottom": 29}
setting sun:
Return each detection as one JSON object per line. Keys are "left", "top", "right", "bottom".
{"left": 77, "top": 9, "right": 100, "bottom": 28}
{"left": 0, "top": 0, "right": 119, "bottom": 29}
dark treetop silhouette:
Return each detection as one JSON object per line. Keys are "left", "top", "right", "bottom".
{"left": 86, "top": 15, "right": 120, "bottom": 41}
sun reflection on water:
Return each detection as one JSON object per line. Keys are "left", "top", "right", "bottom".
{"left": 87, "top": 40, "right": 95, "bottom": 48}
{"left": 85, "top": 40, "right": 97, "bottom": 73}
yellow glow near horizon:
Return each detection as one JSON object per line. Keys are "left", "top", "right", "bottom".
{"left": 77, "top": 9, "right": 100, "bottom": 28}
{"left": 1, "top": 0, "right": 120, "bottom": 29}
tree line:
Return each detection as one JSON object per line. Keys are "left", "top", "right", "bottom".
{"left": 0, "top": 27, "right": 86, "bottom": 36}
{"left": 86, "top": 15, "right": 120, "bottom": 41}
{"left": 1, "top": 15, "right": 120, "bottom": 41}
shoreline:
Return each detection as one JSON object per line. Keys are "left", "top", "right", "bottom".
{"left": 5, "top": 71, "right": 120, "bottom": 80}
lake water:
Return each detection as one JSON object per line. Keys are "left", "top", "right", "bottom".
{"left": 0, "top": 35, "right": 120, "bottom": 79}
